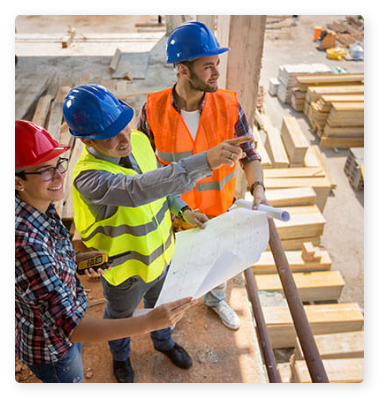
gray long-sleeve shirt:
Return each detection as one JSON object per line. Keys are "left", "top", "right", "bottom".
{"left": 74, "top": 147, "right": 212, "bottom": 221}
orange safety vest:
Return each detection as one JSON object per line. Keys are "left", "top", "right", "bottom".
{"left": 146, "top": 88, "right": 239, "bottom": 217}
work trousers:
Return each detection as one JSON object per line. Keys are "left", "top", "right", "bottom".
{"left": 101, "top": 265, "right": 174, "bottom": 361}
{"left": 26, "top": 343, "right": 84, "bottom": 383}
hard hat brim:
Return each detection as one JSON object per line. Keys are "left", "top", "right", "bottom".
{"left": 15, "top": 145, "right": 71, "bottom": 170}
{"left": 167, "top": 46, "right": 230, "bottom": 64}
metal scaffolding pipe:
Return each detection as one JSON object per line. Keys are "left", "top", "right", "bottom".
{"left": 268, "top": 217, "right": 329, "bottom": 383}
{"left": 244, "top": 267, "right": 281, "bottom": 383}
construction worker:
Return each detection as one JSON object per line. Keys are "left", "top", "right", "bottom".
{"left": 138, "top": 21, "right": 269, "bottom": 331}
{"left": 15, "top": 120, "right": 197, "bottom": 383}
{"left": 62, "top": 84, "right": 252, "bottom": 383}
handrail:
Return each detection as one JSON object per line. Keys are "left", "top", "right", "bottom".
{"left": 244, "top": 217, "right": 329, "bottom": 383}
{"left": 244, "top": 267, "right": 281, "bottom": 382}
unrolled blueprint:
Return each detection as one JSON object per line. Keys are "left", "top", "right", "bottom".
{"left": 155, "top": 208, "right": 270, "bottom": 307}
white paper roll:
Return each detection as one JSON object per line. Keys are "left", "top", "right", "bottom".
{"left": 230, "top": 199, "right": 290, "bottom": 222}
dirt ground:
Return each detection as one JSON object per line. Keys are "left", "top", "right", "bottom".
{"left": 14, "top": 15, "right": 364, "bottom": 384}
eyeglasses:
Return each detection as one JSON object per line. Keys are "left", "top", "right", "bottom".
{"left": 23, "top": 158, "right": 69, "bottom": 182}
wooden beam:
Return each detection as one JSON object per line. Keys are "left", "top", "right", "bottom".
{"left": 255, "top": 271, "right": 345, "bottom": 302}
{"left": 264, "top": 127, "right": 289, "bottom": 168}
{"left": 281, "top": 116, "right": 309, "bottom": 165}
{"left": 264, "top": 303, "right": 364, "bottom": 348}
{"left": 109, "top": 48, "right": 121, "bottom": 72}
{"left": 252, "top": 248, "right": 332, "bottom": 274}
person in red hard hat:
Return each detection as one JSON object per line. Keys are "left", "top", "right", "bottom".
{"left": 15, "top": 120, "right": 198, "bottom": 383}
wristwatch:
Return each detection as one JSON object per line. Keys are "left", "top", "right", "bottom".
{"left": 250, "top": 180, "right": 265, "bottom": 196}
{"left": 178, "top": 205, "right": 191, "bottom": 219}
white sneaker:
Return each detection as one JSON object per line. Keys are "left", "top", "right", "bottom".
{"left": 210, "top": 301, "right": 240, "bottom": 330}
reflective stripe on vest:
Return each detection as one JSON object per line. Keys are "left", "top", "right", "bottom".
{"left": 147, "top": 88, "right": 239, "bottom": 216}
{"left": 72, "top": 130, "right": 174, "bottom": 286}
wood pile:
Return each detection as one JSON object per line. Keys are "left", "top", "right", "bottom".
{"left": 290, "top": 73, "right": 364, "bottom": 112}
{"left": 305, "top": 95, "right": 364, "bottom": 149}
{"left": 344, "top": 147, "right": 364, "bottom": 191}
{"left": 275, "top": 64, "right": 332, "bottom": 104}
{"left": 252, "top": 109, "right": 364, "bottom": 382}
{"left": 326, "top": 17, "right": 364, "bottom": 48}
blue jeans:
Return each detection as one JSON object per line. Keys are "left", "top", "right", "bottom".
{"left": 101, "top": 266, "right": 174, "bottom": 361}
{"left": 204, "top": 282, "right": 226, "bottom": 308}
{"left": 26, "top": 343, "right": 84, "bottom": 383}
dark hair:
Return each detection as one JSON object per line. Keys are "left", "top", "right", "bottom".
{"left": 174, "top": 59, "right": 198, "bottom": 72}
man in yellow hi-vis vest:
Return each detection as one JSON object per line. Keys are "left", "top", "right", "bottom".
{"left": 63, "top": 84, "right": 252, "bottom": 383}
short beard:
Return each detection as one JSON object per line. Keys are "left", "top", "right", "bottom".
{"left": 186, "top": 64, "right": 218, "bottom": 93}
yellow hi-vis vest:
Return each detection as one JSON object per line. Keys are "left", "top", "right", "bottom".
{"left": 72, "top": 130, "right": 175, "bottom": 286}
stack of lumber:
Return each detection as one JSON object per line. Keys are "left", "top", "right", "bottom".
{"left": 291, "top": 330, "right": 364, "bottom": 382}
{"left": 255, "top": 112, "right": 336, "bottom": 212}
{"left": 344, "top": 147, "right": 364, "bottom": 191}
{"left": 319, "top": 102, "right": 364, "bottom": 148}
{"left": 281, "top": 116, "right": 309, "bottom": 166}
{"left": 304, "top": 84, "right": 364, "bottom": 115}
{"left": 278, "top": 331, "right": 364, "bottom": 382}
{"left": 306, "top": 94, "right": 364, "bottom": 133}
{"left": 274, "top": 64, "right": 331, "bottom": 104}
{"left": 290, "top": 73, "right": 364, "bottom": 112}
{"left": 251, "top": 108, "right": 364, "bottom": 382}
{"left": 327, "top": 17, "right": 364, "bottom": 48}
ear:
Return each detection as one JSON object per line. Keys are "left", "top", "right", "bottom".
{"left": 15, "top": 176, "right": 25, "bottom": 192}
{"left": 81, "top": 138, "right": 93, "bottom": 147}
{"left": 177, "top": 63, "right": 190, "bottom": 79}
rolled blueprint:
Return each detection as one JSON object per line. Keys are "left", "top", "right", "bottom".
{"left": 230, "top": 199, "right": 290, "bottom": 222}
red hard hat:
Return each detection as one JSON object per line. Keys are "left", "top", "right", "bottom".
{"left": 15, "top": 120, "right": 70, "bottom": 170}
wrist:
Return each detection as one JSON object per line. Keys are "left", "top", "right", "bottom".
{"left": 250, "top": 180, "right": 265, "bottom": 196}
{"left": 178, "top": 205, "right": 191, "bottom": 219}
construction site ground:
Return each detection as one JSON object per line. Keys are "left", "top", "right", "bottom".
{"left": 14, "top": 15, "right": 365, "bottom": 386}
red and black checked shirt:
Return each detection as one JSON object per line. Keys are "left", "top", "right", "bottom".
{"left": 15, "top": 197, "right": 88, "bottom": 365}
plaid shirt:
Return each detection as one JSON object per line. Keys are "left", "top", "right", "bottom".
{"left": 15, "top": 197, "right": 88, "bottom": 365}
{"left": 137, "top": 85, "right": 261, "bottom": 167}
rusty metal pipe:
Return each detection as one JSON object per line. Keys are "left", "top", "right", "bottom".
{"left": 244, "top": 267, "right": 281, "bottom": 383}
{"left": 268, "top": 218, "right": 329, "bottom": 383}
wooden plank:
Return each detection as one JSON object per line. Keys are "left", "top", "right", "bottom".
{"left": 61, "top": 139, "right": 84, "bottom": 221}
{"left": 276, "top": 214, "right": 325, "bottom": 240}
{"left": 255, "top": 271, "right": 344, "bottom": 302}
{"left": 281, "top": 116, "right": 309, "bottom": 165}
{"left": 252, "top": 249, "right": 332, "bottom": 274}
{"left": 253, "top": 126, "right": 272, "bottom": 168}
{"left": 263, "top": 187, "right": 317, "bottom": 207}
{"left": 264, "top": 303, "right": 364, "bottom": 348}
{"left": 294, "top": 331, "right": 364, "bottom": 360}
{"left": 273, "top": 205, "right": 326, "bottom": 240}
{"left": 109, "top": 48, "right": 121, "bottom": 72}
{"left": 264, "top": 177, "right": 331, "bottom": 212}
{"left": 263, "top": 167, "right": 325, "bottom": 179}
{"left": 46, "top": 81, "right": 73, "bottom": 141}
{"left": 266, "top": 236, "right": 321, "bottom": 252}
{"left": 306, "top": 85, "right": 364, "bottom": 104}
{"left": 295, "top": 73, "right": 364, "bottom": 88}
{"left": 320, "top": 137, "right": 364, "bottom": 149}
{"left": 62, "top": 27, "right": 76, "bottom": 48}
{"left": 293, "top": 358, "right": 364, "bottom": 383}
{"left": 302, "top": 241, "right": 321, "bottom": 261}
{"left": 264, "top": 127, "right": 289, "bottom": 167}
{"left": 310, "top": 146, "right": 337, "bottom": 190}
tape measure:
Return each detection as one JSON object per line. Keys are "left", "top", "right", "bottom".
{"left": 77, "top": 254, "right": 110, "bottom": 275}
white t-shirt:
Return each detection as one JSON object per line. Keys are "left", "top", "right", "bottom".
{"left": 181, "top": 109, "right": 200, "bottom": 140}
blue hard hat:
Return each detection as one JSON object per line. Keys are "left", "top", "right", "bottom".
{"left": 166, "top": 21, "right": 230, "bottom": 64}
{"left": 63, "top": 84, "right": 134, "bottom": 140}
